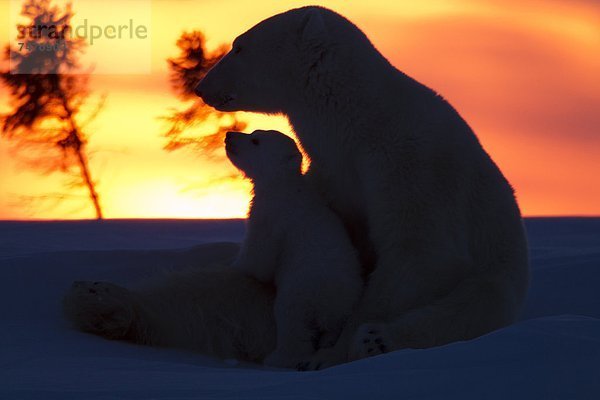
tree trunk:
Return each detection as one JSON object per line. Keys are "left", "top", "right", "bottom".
{"left": 60, "top": 93, "right": 103, "bottom": 220}
{"left": 75, "top": 147, "right": 103, "bottom": 220}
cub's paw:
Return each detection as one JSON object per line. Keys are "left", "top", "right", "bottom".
{"left": 63, "top": 281, "right": 136, "bottom": 340}
{"left": 296, "top": 345, "right": 347, "bottom": 371}
{"left": 264, "top": 350, "right": 311, "bottom": 369}
{"left": 349, "top": 323, "right": 394, "bottom": 361}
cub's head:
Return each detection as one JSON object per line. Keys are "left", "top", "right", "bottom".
{"left": 225, "top": 130, "right": 302, "bottom": 180}
{"left": 195, "top": 6, "right": 339, "bottom": 113}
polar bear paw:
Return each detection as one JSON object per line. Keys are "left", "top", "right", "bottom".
{"left": 348, "top": 323, "right": 393, "bottom": 361}
{"left": 296, "top": 345, "right": 347, "bottom": 371}
{"left": 63, "top": 281, "right": 136, "bottom": 340}
{"left": 264, "top": 350, "right": 312, "bottom": 369}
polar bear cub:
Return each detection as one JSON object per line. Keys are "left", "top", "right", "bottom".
{"left": 226, "top": 129, "right": 362, "bottom": 368}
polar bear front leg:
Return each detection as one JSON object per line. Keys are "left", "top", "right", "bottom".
{"left": 232, "top": 219, "right": 280, "bottom": 282}
{"left": 264, "top": 296, "right": 319, "bottom": 368}
{"left": 63, "top": 281, "right": 138, "bottom": 340}
{"left": 263, "top": 320, "right": 316, "bottom": 368}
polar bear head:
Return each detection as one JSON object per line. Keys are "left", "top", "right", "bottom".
{"left": 225, "top": 130, "right": 302, "bottom": 180}
{"left": 195, "top": 6, "right": 356, "bottom": 113}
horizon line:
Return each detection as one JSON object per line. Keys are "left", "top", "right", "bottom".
{"left": 0, "top": 215, "right": 599, "bottom": 223}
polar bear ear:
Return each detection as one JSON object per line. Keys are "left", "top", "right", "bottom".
{"left": 300, "top": 8, "right": 327, "bottom": 44}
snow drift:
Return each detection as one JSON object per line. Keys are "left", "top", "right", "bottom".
{"left": 0, "top": 218, "right": 599, "bottom": 399}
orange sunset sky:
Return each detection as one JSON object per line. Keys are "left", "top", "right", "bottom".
{"left": 0, "top": 0, "right": 599, "bottom": 219}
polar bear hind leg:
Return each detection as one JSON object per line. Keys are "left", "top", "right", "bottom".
{"left": 63, "top": 243, "right": 277, "bottom": 362}
{"left": 348, "top": 274, "right": 520, "bottom": 361}
{"left": 63, "top": 281, "right": 137, "bottom": 340}
{"left": 299, "top": 273, "right": 521, "bottom": 370}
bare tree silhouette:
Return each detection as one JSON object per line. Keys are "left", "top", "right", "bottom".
{"left": 163, "top": 31, "right": 246, "bottom": 157}
{"left": 0, "top": 0, "right": 104, "bottom": 219}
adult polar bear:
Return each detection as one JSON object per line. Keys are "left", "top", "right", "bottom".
{"left": 195, "top": 6, "right": 529, "bottom": 368}
{"left": 64, "top": 6, "right": 529, "bottom": 369}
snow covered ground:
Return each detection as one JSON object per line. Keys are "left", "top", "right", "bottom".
{"left": 1, "top": 218, "right": 599, "bottom": 399}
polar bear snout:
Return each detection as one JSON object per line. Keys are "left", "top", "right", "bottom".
{"left": 225, "top": 131, "right": 251, "bottom": 173}
{"left": 194, "top": 77, "right": 233, "bottom": 109}
{"left": 225, "top": 134, "right": 238, "bottom": 155}
{"left": 195, "top": 64, "right": 239, "bottom": 111}
{"left": 225, "top": 131, "right": 244, "bottom": 142}
{"left": 225, "top": 131, "right": 246, "bottom": 149}
{"left": 193, "top": 82, "right": 203, "bottom": 98}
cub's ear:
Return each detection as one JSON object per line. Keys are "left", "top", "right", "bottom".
{"left": 301, "top": 8, "right": 327, "bottom": 43}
